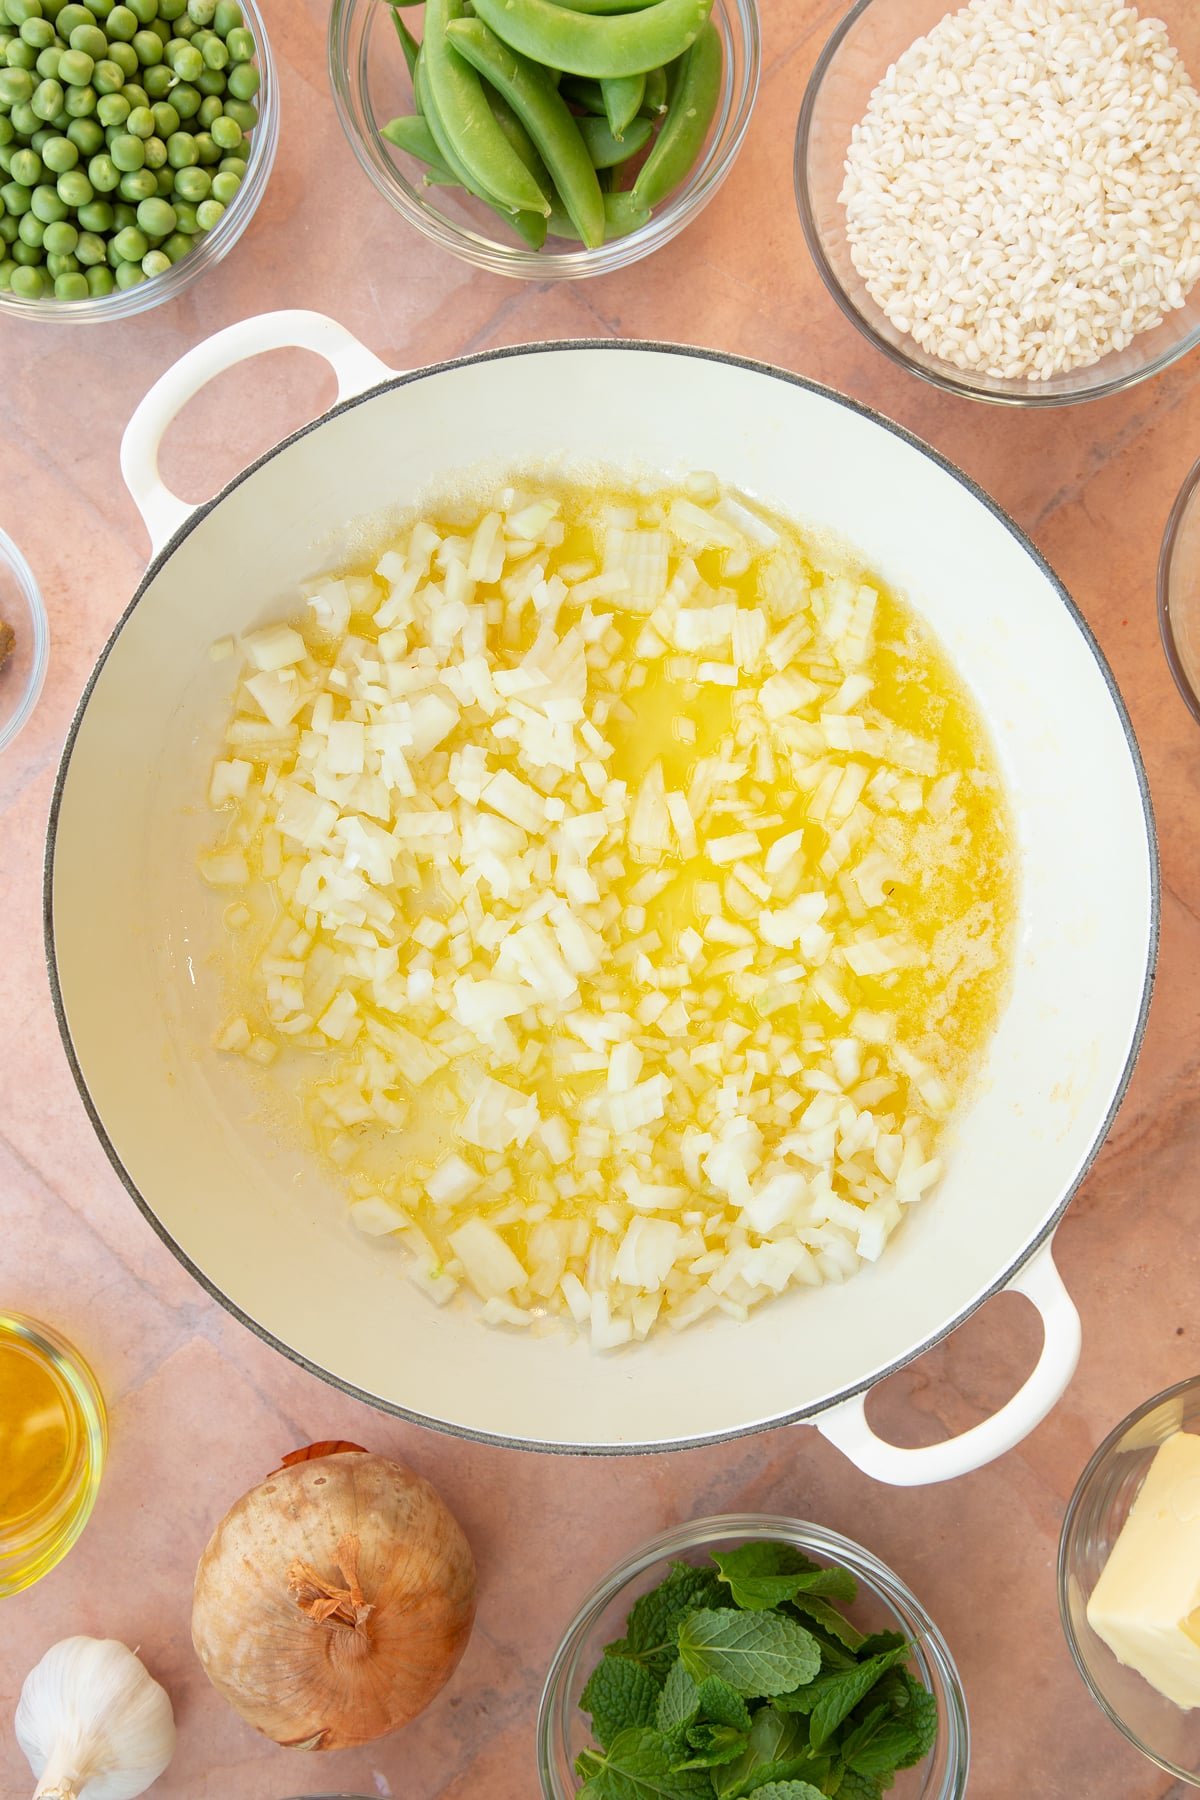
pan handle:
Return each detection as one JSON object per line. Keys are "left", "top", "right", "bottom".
{"left": 813, "top": 1237, "right": 1081, "bottom": 1487}
{"left": 119, "top": 309, "right": 395, "bottom": 555}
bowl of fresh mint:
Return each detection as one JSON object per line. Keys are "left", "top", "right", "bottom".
{"left": 537, "top": 1514, "right": 968, "bottom": 1799}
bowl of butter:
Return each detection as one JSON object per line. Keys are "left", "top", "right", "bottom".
{"left": 1060, "top": 1376, "right": 1200, "bottom": 1783}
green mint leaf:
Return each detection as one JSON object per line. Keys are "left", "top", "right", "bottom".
{"left": 739, "top": 1786, "right": 828, "bottom": 1800}
{"left": 575, "top": 1726, "right": 721, "bottom": 1800}
{"left": 833, "top": 1770, "right": 884, "bottom": 1800}
{"left": 582, "top": 1654, "right": 663, "bottom": 1748}
{"left": 711, "top": 1544, "right": 822, "bottom": 1581}
{"left": 714, "top": 1549, "right": 855, "bottom": 1614}
{"left": 696, "top": 1677, "right": 753, "bottom": 1732}
{"left": 784, "top": 1595, "right": 865, "bottom": 1653}
{"left": 678, "top": 1609, "right": 821, "bottom": 1697}
{"left": 841, "top": 1671, "right": 938, "bottom": 1777}
{"left": 674, "top": 1722, "right": 751, "bottom": 1769}
{"left": 808, "top": 1647, "right": 912, "bottom": 1751}
{"left": 712, "top": 1705, "right": 807, "bottom": 1798}
{"left": 855, "top": 1631, "right": 906, "bottom": 1660}
{"left": 656, "top": 1660, "right": 701, "bottom": 1733}
{"left": 608, "top": 1563, "right": 733, "bottom": 1675}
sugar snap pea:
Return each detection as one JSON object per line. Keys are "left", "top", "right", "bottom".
{"left": 445, "top": 16, "right": 603, "bottom": 248}
{"left": 387, "top": 3, "right": 419, "bottom": 81}
{"left": 382, "top": 111, "right": 455, "bottom": 182}
{"left": 423, "top": 0, "right": 549, "bottom": 216}
{"left": 578, "top": 110, "right": 650, "bottom": 168}
{"left": 600, "top": 70, "right": 641, "bottom": 136}
{"left": 631, "top": 16, "right": 718, "bottom": 207}
{"left": 546, "top": 186, "right": 647, "bottom": 240}
{"left": 469, "top": 0, "right": 710, "bottom": 80}
{"left": 415, "top": 46, "right": 547, "bottom": 246}
{"left": 559, "top": 73, "right": 606, "bottom": 113}
{"left": 642, "top": 62, "right": 667, "bottom": 112}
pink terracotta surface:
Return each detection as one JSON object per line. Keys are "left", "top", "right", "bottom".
{"left": 2, "top": 0, "right": 1200, "bottom": 1793}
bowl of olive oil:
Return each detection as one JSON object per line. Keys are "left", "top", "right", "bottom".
{"left": 0, "top": 1313, "right": 106, "bottom": 1596}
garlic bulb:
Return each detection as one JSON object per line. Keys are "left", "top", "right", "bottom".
{"left": 191, "top": 1446, "right": 476, "bottom": 1750}
{"left": 15, "top": 1637, "right": 176, "bottom": 1800}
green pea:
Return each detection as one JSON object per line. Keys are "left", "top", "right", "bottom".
{"left": 193, "top": 63, "right": 220, "bottom": 92}
{"left": 45, "top": 245, "right": 75, "bottom": 270}
{"left": 149, "top": 12, "right": 168, "bottom": 38}
{"left": 152, "top": 160, "right": 167, "bottom": 188}
{"left": 142, "top": 58, "right": 171, "bottom": 93}
{"left": 0, "top": 114, "right": 11, "bottom": 143}
{"left": 133, "top": 187, "right": 169, "bottom": 230}
{"left": 208, "top": 164, "right": 237, "bottom": 202}
{"left": 164, "top": 126, "right": 194, "bottom": 166}
{"left": 171, "top": 158, "right": 205, "bottom": 198}
{"left": 0, "top": 255, "right": 14, "bottom": 284}
{"left": 0, "top": 210, "right": 15, "bottom": 238}
{"left": 193, "top": 191, "right": 219, "bottom": 228}
{"left": 200, "top": 31, "right": 224, "bottom": 69}
{"left": 57, "top": 46, "right": 93, "bottom": 83}
{"left": 87, "top": 148, "right": 116, "bottom": 186}
{"left": 109, "top": 126, "right": 142, "bottom": 165}
{"left": 8, "top": 145, "right": 41, "bottom": 182}
{"left": 191, "top": 126, "right": 217, "bottom": 161}
{"left": 125, "top": 99, "right": 152, "bottom": 133}
{"left": 216, "top": 150, "right": 242, "bottom": 173}
{"left": 63, "top": 82, "right": 95, "bottom": 114}
{"left": 128, "top": 0, "right": 156, "bottom": 16}
{"left": 75, "top": 192, "right": 108, "bottom": 224}
{"left": 170, "top": 78, "right": 198, "bottom": 116}
{"left": 149, "top": 96, "right": 175, "bottom": 132}
{"left": 87, "top": 0, "right": 116, "bottom": 16}
{"left": 0, "top": 62, "right": 33, "bottom": 100}
{"left": 41, "top": 213, "right": 74, "bottom": 249}
{"left": 212, "top": 0, "right": 238, "bottom": 29}
{"left": 110, "top": 217, "right": 141, "bottom": 254}
{"left": 96, "top": 89, "right": 127, "bottom": 123}
{"left": 172, "top": 9, "right": 191, "bottom": 29}
{"left": 34, "top": 43, "right": 58, "bottom": 74}
{"left": 159, "top": 223, "right": 186, "bottom": 255}
{"left": 119, "top": 76, "right": 145, "bottom": 104}
{"left": 138, "top": 243, "right": 165, "bottom": 272}
{"left": 220, "top": 95, "right": 254, "bottom": 130}
{"left": 0, "top": 146, "right": 12, "bottom": 176}
{"left": 11, "top": 235, "right": 42, "bottom": 260}
{"left": 110, "top": 192, "right": 130, "bottom": 221}
{"left": 2, "top": 0, "right": 39, "bottom": 28}
{"left": 73, "top": 223, "right": 102, "bottom": 257}
{"left": 10, "top": 100, "right": 38, "bottom": 131}
{"left": 10, "top": 259, "right": 45, "bottom": 293}
{"left": 141, "top": 128, "right": 163, "bottom": 163}
{"left": 105, "top": 0, "right": 134, "bottom": 31}
{"left": 224, "top": 22, "right": 251, "bottom": 60}
{"left": 68, "top": 20, "right": 106, "bottom": 55}
{"left": 5, "top": 37, "right": 34, "bottom": 68}
{"left": 52, "top": 266, "right": 85, "bottom": 294}
{"left": 91, "top": 56, "right": 124, "bottom": 92}
{"left": 158, "top": 0, "right": 185, "bottom": 16}
{"left": 66, "top": 113, "right": 101, "bottom": 150}
{"left": 225, "top": 59, "right": 256, "bottom": 104}
{"left": 55, "top": 165, "right": 89, "bottom": 200}
{"left": 30, "top": 72, "right": 60, "bottom": 116}
{"left": 112, "top": 251, "right": 140, "bottom": 282}
{"left": 85, "top": 258, "right": 110, "bottom": 289}
{"left": 106, "top": 36, "right": 135, "bottom": 70}
{"left": 16, "top": 207, "right": 42, "bottom": 241}
{"left": 40, "top": 131, "right": 76, "bottom": 171}
{"left": 170, "top": 193, "right": 193, "bottom": 228}
{"left": 55, "top": 3, "right": 91, "bottom": 31}
{"left": 210, "top": 113, "right": 240, "bottom": 152}
{"left": 19, "top": 14, "right": 55, "bottom": 47}
{"left": 185, "top": 0, "right": 212, "bottom": 21}
{"left": 195, "top": 89, "right": 218, "bottom": 125}
{"left": 130, "top": 25, "right": 158, "bottom": 60}
{"left": 29, "top": 178, "right": 65, "bottom": 214}
{"left": 0, "top": 177, "right": 29, "bottom": 210}
{"left": 115, "top": 162, "right": 151, "bottom": 195}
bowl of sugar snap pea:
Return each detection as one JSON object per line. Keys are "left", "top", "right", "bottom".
{"left": 0, "top": 0, "right": 277, "bottom": 317}
{"left": 328, "top": 0, "right": 759, "bottom": 277}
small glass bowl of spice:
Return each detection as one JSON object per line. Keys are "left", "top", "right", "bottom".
{"left": 796, "top": 0, "right": 1200, "bottom": 405}
{"left": 0, "top": 1312, "right": 107, "bottom": 1596}
{"left": 1060, "top": 1375, "right": 1200, "bottom": 1785}
{"left": 538, "top": 1513, "right": 969, "bottom": 1798}
{"left": 1160, "top": 455, "right": 1200, "bottom": 726}
{"left": 0, "top": 525, "right": 49, "bottom": 753}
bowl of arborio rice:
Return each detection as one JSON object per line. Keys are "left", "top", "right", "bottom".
{"left": 796, "top": 0, "right": 1200, "bottom": 406}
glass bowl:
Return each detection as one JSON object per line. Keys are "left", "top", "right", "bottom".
{"left": 0, "top": 0, "right": 278, "bottom": 325}
{"left": 1059, "top": 1376, "right": 1200, "bottom": 1785}
{"left": 795, "top": 0, "right": 1200, "bottom": 406}
{"left": 538, "top": 1513, "right": 969, "bottom": 1798}
{"left": 0, "top": 526, "right": 48, "bottom": 753}
{"left": 0, "top": 1313, "right": 107, "bottom": 1597}
{"left": 328, "top": 0, "right": 759, "bottom": 279}
{"left": 1160, "top": 455, "right": 1200, "bottom": 726}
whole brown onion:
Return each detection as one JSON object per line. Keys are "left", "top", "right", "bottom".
{"left": 191, "top": 1445, "right": 476, "bottom": 1750}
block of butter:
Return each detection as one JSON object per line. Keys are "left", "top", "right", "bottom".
{"left": 1087, "top": 1430, "right": 1200, "bottom": 1709}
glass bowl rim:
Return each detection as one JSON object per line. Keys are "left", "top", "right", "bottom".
{"left": 1157, "top": 453, "right": 1200, "bottom": 728}
{"left": 0, "top": 0, "right": 279, "bottom": 326}
{"left": 0, "top": 524, "right": 49, "bottom": 754}
{"left": 793, "top": 0, "right": 1200, "bottom": 410}
{"left": 326, "top": 0, "right": 761, "bottom": 280}
{"left": 0, "top": 1311, "right": 107, "bottom": 1584}
{"left": 1057, "top": 1372, "right": 1200, "bottom": 1783}
{"left": 536, "top": 1511, "right": 970, "bottom": 1799}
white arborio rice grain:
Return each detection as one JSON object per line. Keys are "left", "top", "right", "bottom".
{"left": 840, "top": 0, "right": 1200, "bottom": 380}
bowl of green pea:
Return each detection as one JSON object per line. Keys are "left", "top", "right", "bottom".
{"left": 328, "top": 0, "right": 759, "bottom": 278}
{"left": 0, "top": 0, "right": 276, "bottom": 317}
